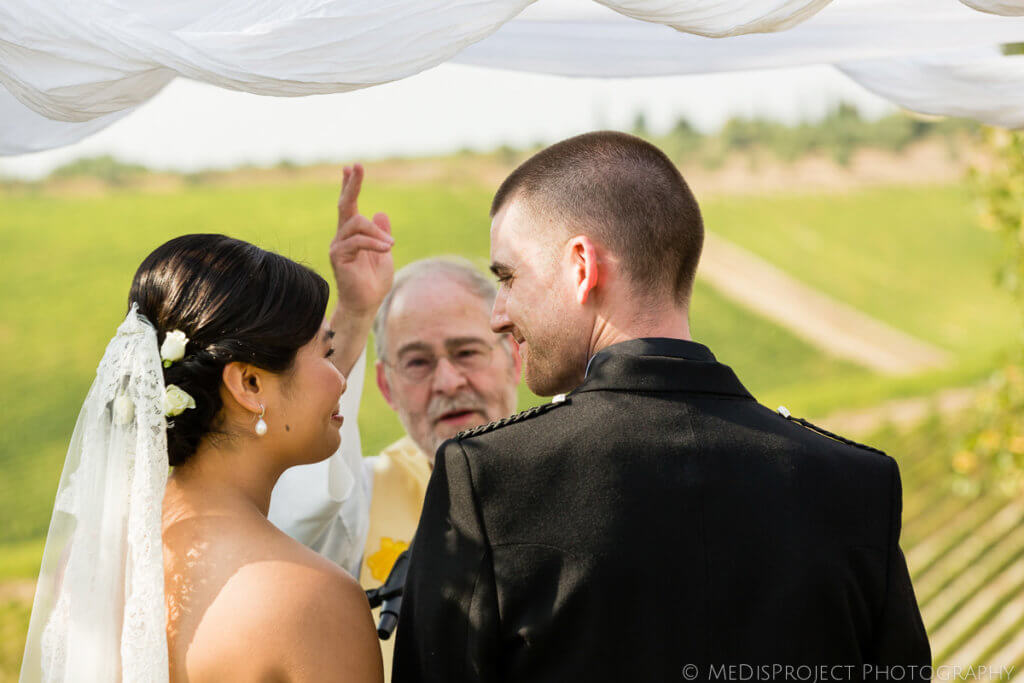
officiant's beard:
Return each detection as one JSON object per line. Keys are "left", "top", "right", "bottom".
{"left": 425, "top": 393, "right": 487, "bottom": 450}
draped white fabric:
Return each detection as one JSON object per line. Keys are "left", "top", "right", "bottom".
{"left": 839, "top": 50, "right": 1024, "bottom": 131}
{"left": 590, "top": 0, "right": 832, "bottom": 37}
{"left": 0, "top": 88, "right": 146, "bottom": 155}
{"left": 2, "top": 0, "right": 1024, "bottom": 155}
{"left": 449, "top": 1, "right": 1024, "bottom": 132}
{"left": 451, "top": 0, "right": 1024, "bottom": 76}
{"left": 960, "top": 0, "right": 1024, "bottom": 15}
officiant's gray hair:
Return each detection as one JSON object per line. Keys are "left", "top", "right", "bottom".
{"left": 372, "top": 256, "right": 501, "bottom": 361}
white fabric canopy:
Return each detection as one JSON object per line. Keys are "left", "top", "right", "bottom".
{"left": 838, "top": 50, "right": 1024, "bottom": 130}
{"left": 961, "top": 0, "right": 1024, "bottom": 15}
{"left": 453, "top": 0, "right": 1024, "bottom": 75}
{"left": 2, "top": 0, "right": 1024, "bottom": 155}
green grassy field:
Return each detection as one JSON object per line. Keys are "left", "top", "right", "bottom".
{"left": 0, "top": 599, "right": 31, "bottom": 682}
{"left": 705, "top": 185, "right": 1020, "bottom": 411}
{"left": 0, "top": 179, "right": 1014, "bottom": 545}
{"left": 0, "top": 177, "right": 1018, "bottom": 679}
{"left": 704, "top": 186, "right": 1000, "bottom": 355}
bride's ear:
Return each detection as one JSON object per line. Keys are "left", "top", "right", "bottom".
{"left": 221, "top": 361, "right": 266, "bottom": 414}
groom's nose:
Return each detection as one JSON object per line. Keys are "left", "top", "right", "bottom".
{"left": 491, "top": 289, "right": 513, "bottom": 336}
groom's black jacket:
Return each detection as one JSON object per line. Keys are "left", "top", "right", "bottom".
{"left": 393, "top": 338, "right": 930, "bottom": 682}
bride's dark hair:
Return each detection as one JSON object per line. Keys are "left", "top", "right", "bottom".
{"left": 128, "top": 234, "right": 329, "bottom": 466}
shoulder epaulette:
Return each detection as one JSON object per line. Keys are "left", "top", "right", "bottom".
{"left": 776, "top": 405, "right": 888, "bottom": 457}
{"left": 456, "top": 394, "right": 571, "bottom": 440}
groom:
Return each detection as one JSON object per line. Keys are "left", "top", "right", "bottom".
{"left": 393, "top": 131, "right": 930, "bottom": 681}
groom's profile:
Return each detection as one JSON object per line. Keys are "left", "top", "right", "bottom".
{"left": 393, "top": 131, "right": 931, "bottom": 682}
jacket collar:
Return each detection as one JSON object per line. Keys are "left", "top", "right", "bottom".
{"left": 573, "top": 337, "right": 754, "bottom": 400}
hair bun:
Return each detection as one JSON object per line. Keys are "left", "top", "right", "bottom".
{"left": 128, "top": 234, "right": 329, "bottom": 466}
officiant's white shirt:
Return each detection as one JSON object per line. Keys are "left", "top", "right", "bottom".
{"left": 268, "top": 350, "right": 374, "bottom": 576}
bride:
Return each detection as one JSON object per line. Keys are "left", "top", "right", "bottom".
{"left": 21, "top": 229, "right": 386, "bottom": 682}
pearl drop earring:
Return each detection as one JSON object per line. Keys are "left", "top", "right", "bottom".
{"left": 255, "top": 404, "right": 268, "bottom": 436}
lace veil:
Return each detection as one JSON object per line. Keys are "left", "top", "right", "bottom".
{"left": 21, "top": 302, "right": 170, "bottom": 683}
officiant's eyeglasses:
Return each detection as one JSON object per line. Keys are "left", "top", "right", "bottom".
{"left": 388, "top": 341, "right": 498, "bottom": 383}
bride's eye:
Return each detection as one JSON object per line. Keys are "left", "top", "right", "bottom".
{"left": 325, "top": 347, "right": 335, "bottom": 358}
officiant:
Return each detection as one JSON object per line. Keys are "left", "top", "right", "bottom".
{"left": 359, "top": 256, "right": 521, "bottom": 595}
{"left": 268, "top": 166, "right": 522, "bottom": 681}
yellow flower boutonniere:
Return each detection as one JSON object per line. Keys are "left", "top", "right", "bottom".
{"left": 367, "top": 537, "right": 409, "bottom": 583}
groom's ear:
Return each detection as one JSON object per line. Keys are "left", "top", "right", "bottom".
{"left": 221, "top": 361, "right": 265, "bottom": 414}
{"left": 567, "top": 235, "right": 600, "bottom": 306}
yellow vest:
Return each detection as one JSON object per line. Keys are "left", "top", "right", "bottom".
{"left": 359, "top": 436, "right": 432, "bottom": 682}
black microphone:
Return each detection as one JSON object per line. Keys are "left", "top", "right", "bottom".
{"left": 364, "top": 549, "right": 410, "bottom": 640}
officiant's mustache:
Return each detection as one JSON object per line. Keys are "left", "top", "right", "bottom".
{"left": 428, "top": 394, "right": 485, "bottom": 423}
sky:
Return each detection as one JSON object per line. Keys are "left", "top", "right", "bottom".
{"left": 0, "top": 62, "right": 895, "bottom": 180}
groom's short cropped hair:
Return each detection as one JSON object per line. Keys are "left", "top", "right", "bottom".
{"left": 490, "top": 130, "right": 704, "bottom": 304}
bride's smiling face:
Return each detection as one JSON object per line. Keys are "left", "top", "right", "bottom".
{"left": 262, "top": 326, "right": 347, "bottom": 465}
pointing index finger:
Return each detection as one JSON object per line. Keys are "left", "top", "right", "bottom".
{"left": 338, "top": 163, "right": 364, "bottom": 225}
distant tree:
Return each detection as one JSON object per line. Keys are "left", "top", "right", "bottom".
{"left": 50, "top": 155, "right": 148, "bottom": 186}
{"left": 183, "top": 171, "right": 212, "bottom": 186}
{"left": 495, "top": 144, "right": 518, "bottom": 166}
{"left": 871, "top": 114, "right": 919, "bottom": 152}
{"left": 664, "top": 116, "right": 703, "bottom": 162}
{"left": 671, "top": 116, "right": 697, "bottom": 137}
{"left": 719, "top": 117, "right": 759, "bottom": 151}
{"left": 953, "top": 129, "right": 1024, "bottom": 497}
{"left": 832, "top": 101, "right": 863, "bottom": 123}
{"left": 631, "top": 112, "right": 650, "bottom": 138}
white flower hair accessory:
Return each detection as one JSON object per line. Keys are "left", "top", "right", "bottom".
{"left": 160, "top": 330, "right": 189, "bottom": 368}
{"left": 164, "top": 384, "right": 196, "bottom": 417}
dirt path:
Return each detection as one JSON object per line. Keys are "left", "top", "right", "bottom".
{"left": 699, "top": 232, "right": 952, "bottom": 375}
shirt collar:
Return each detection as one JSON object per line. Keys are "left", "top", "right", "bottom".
{"left": 576, "top": 337, "right": 753, "bottom": 400}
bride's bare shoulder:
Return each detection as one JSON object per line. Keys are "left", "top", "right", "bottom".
{"left": 165, "top": 514, "right": 383, "bottom": 683}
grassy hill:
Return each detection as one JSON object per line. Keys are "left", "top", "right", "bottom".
{"left": 0, "top": 178, "right": 1015, "bottom": 544}
{"left": 0, "top": 180, "right": 867, "bottom": 543}
{"left": 705, "top": 185, "right": 1019, "bottom": 414}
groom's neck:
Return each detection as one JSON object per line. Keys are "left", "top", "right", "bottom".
{"left": 588, "top": 304, "right": 692, "bottom": 359}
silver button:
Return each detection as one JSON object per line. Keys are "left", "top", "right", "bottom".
{"left": 552, "top": 393, "right": 567, "bottom": 404}
{"left": 777, "top": 405, "right": 791, "bottom": 418}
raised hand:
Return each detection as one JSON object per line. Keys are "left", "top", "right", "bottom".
{"left": 330, "top": 163, "right": 395, "bottom": 318}
{"left": 327, "top": 164, "right": 395, "bottom": 376}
